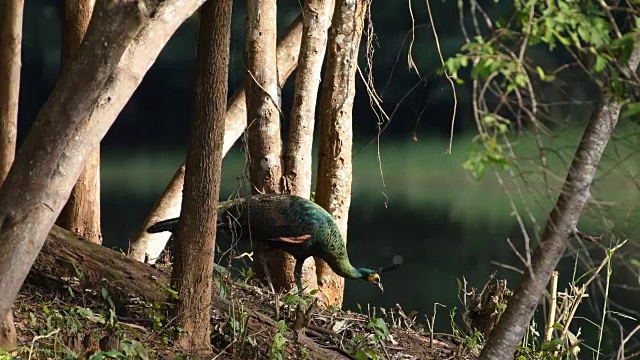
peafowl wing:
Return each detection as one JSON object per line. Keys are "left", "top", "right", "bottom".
{"left": 217, "top": 194, "right": 337, "bottom": 259}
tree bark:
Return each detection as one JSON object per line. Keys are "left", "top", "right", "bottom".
{"left": 478, "top": 34, "right": 640, "bottom": 360}
{"left": 314, "top": 0, "right": 367, "bottom": 307}
{"left": 27, "top": 226, "right": 351, "bottom": 360}
{"left": 55, "top": 0, "right": 217, "bottom": 261}
{"left": 57, "top": 0, "right": 102, "bottom": 245}
{"left": 244, "top": 0, "right": 282, "bottom": 195}
{"left": 243, "top": 0, "right": 297, "bottom": 292}
{"left": 283, "top": 0, "right": 333, "bottom": 295}
{"left": 170, "top": 0, "right": 231, "bottom": 350}
{"left": 284, "top": 1, "right": 332, "bottom": 198}
{"left": 0, "top": 0, "right": 206, "bottom": 334}
{"left": 128, "top": 15, "right": 304, "bottom": 264}
{"left": 0, "top": 0, "right": 24, "bottom": 348}
{"left": 0, "top": 0, "right": 23, "bottom": 185}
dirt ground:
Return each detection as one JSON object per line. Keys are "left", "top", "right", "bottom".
{"left": 8, "top": 276, "right": 478, "bottom": 360}
{"left": 3, "top": 226, "right": 480, "bottom": 359}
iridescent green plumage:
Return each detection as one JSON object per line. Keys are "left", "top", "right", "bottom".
{"left": 147, "top": 194, "right": 400, "bottom": 291}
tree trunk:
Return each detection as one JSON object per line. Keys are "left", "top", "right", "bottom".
{"left": 170, "top": 0, "right": 231, "bottom": 350}
{"left": 128, "top": 15, "right": 304, "bottom": 264}
{"left": 52, "top": 0, "right": 217, "bottom": 262}
{"left": 244, "top": 0, "right": 296, "bottom": 291}
{"left": 0, "top": 0, "right": 23, "bottom": 185}
{"left": 314, "top": 0, "right": 367, "bottom": 307}
{"left": 0, "top": 0, "right": 206, "bottom": 334}
{"left": 56, "top": 0, "right": 102, "bottom": 245}
{"left": 0, "top": 0, "right": 24, "bottom": 348}
{"left": 27, "top": 226, "right": 351, "bottom": 360}
{"left": 283, "top": 0, "right": 333, "bottom": 296}
{"left": 478, "top": 34, "right": 640, "bottom": 360}
{"left": 244, "top": 0, "right": 282, "bottom": 195}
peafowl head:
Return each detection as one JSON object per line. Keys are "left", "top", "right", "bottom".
{"left": 359, "top": 258, "right": 403, "bottom": 293}
{"left": 365, "top": 272, "right": 383, "bottom": 291}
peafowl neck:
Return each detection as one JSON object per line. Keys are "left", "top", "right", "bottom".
{"left": 328, "top": 258, "right": 374, "bottom": 280}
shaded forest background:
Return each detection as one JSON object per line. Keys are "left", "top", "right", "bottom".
{"left": 6, "top": 0, "right": 638, "bottom": 345}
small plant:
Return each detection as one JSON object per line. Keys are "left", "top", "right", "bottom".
{"left": 144, "top": 284, "right": 183, "bottom": 343}
{"left": 239, "top": 266, "right": 255, "bottom": 284}
{"left": 157, "top": 283, "right": 179, "bottom": 300}
{"left": 213, "top": 264, "right": 232, "bottom": 299}
{"left": 221, "top": 300, "right": 256, "bottom": 356}
{"left": 298, "top": 345, "right": 311, "bottom": 360}
{"left": 352, "top": 345, "right": 385, "bottom": 360}
{"left": 88, "top": 339, "right": 152, "bottom": 360}
{"left": 462, "top": 328, "right": 485, "bottom": 353}
{"left": 267, "top": 320, "right": 289, "bottom": 360}
{"left": 281, "top": 291, "right": 307, "bottom": 307}
{"left": 366, "top": 317, "right": 389, "bottom": 342}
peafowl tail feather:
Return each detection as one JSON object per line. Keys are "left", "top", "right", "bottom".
{"left": 146, "top": 218, "right": 179, "bottom": 233}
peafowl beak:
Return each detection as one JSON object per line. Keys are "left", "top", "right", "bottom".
{"left": 377, "top": 282, "right": 384, "bottom": 293}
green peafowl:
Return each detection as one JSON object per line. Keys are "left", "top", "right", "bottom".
{"left": 146, "top": 194, "right": 401, "bottom": 292}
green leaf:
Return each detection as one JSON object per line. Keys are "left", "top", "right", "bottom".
{"left": 541, "top": 338, "right": 564, "bottom": 351}
{"left": 89, "top": 351, "right": 122, "bottom": 360}
{"left": 354, "top": 350, "right": 369, "bottom": 360}
{"left": 593, "top": 55, "right": 607, "bottom": 73}
{"left": 612, "top": 32, "right": 637, "bottom": 65}
{"left": 277, "top": 319, "right": 287, "bottom": 333}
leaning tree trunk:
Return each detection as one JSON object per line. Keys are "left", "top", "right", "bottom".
{"left": 27, "top": 226, "right": 351, "bottom": 360}
{"left": 479, "top": 33, "right": 640, "bottom": 360}
{"left": 244, "top": 0, "right": 296, "bottom": 291}
{"left": 57, "top": 0, "right": 102, "bottom": 245}
{"left": 128, "top": 15, "right": 304, "bottom": 264}
{"left": 170, "top": 0, "right": 231, "bottom": 350}
{"left": 0, "top": 0, "right": 206, "bottom": 333}
{"left": 282, "top": 0, "right": 333, "bottom": 295}
{"left": 0, "top": 0, "right": 24, "bottom": 348}
{"left": 314, "top": 0, "right": 367, "bottom": 307}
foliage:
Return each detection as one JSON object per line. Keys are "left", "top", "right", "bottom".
{"left": 366, "top": 317, "right": 390, "bottom": 342}
{"left": 88, "top": 339, "right": 150, "bottom": 360}
{"left": 440, "top": 2, "right": 640, "bottom": 354}
{"left": 444, "top": 0, "right": 640, "bottom": 180}
{"left": 12, "top": 299, "right": 155, "bottom": 360}
{"left": 454, "top": 241, "right": 635, "bottom": 359}
{"left": 217, "top": 299, "right": 256, "bottom": 357}
{"left": 267, "top": 320, "right": 289, "bottom": 360}
{"left": 343, "top": 308, "right": 388, "bottom": 360}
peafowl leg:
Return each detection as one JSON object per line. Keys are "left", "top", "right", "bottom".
{"left": 256, "top": 248, "right": 275, "bottom": 294}
{"left": 294, "top": 259, "right": 304, "bottom": 294}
